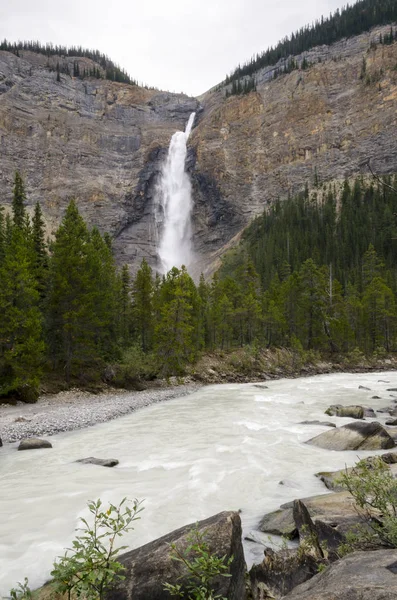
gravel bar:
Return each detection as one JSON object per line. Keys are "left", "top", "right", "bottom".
{"left": 0, "top": 384, "right": 201, "bottom": 444}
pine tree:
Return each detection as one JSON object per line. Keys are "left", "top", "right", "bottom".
{"left": 0, "top": 227, "right": 44, "bottom": 402}
{"left": 12, "top": 171, "right": 26, "bottom": 229}
{"left": 118, "top": 264, "right": 133, "bottom": 346}
{"left": 154, "top": 267, "right": 200, "bottom": 375}
{"left": 47, "top": 201, "right": 115, "bottom": 381}
{"left": 0, "top": 207, "right": 5, "bottom": 264}
{"left": 132, "top": 259, "right": 154, "bottom": 352}
{"left": 31, "top": 202, "right": 48, "bottom": 301}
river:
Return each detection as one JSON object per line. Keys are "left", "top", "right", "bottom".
{"left": 1, "top": 371, "right": 396, "bottom": 594}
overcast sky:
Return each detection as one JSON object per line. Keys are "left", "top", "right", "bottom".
{"left": 1, "top": 0, "right": 347, "bottom": 96}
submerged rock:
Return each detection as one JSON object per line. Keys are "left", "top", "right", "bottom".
{"left": 18, "top": 438, "right": 52, "bottom": 451}
{"left": 299, "top": 420, "right": 336, "bottom": 427}
{"left": 358, "top": 385, "right": 371, "bottom": 391}
{"left": 76, "top": 457, "right": 119, "bottom": 467}
{"left": 283, "top": 549, "right": 397, "bottom": 599}
{"left": 306, "top": 421, "right": 395, "bottom": 451}
{"left": 324, "top": 405, "right": 364, "bottom": 419}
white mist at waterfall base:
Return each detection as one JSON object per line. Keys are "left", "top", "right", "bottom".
{"left": 156, "top": 113, "right": 195, "bottom": 273}
{"left": 2, "top": 371, "right": 397, "bottom": 595}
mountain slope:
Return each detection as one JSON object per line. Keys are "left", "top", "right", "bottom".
{"left": 0, "top": 22, "right": 397, "bottom": 274}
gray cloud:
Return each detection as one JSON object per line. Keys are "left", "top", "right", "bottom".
{"left": 1, "top": 0, "right": 346, "bottom": 96}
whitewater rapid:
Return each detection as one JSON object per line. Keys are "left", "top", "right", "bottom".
{"left": 1, "top": 372, "right": 397, "bottom": 594}
{"left": 156, "top": 113, "right": 195, "bottom": 273}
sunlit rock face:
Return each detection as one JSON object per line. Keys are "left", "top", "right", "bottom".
{"left": 1, "top": 23, "right": 397, "bottom": 275}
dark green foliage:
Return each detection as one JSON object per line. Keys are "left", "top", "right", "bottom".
{"left": 225, "top": 75, "right": 256, "bottom": 98}
{"left": 0, "top": 227, "right": 44, "bottom": 402}
{"left": 225, "top": 0, "right": 397, "bottom": 86}
{"left": 218, "top": 176, "right": 397, "bottom": 354}
{"left": 12, "top": 171, "right": 26, "bottom": 229}
{"left": 132, "top": 259, "right": 154, "bottom": 352}
{"left": 2, "top": 170, "right": 397, "bottom": 396}
{"left": 31, "top": 202, "right": 48, "bottom": 301}
{"left": 154, "top": 266, "right": 202, "bottom": 376}
{"left": 0, "top": 39, "right": 137, "bottom": 85}
{"left": 46, "top": 202, "right": 120, "bottom": 381}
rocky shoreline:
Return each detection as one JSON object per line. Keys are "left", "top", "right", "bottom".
{"left": 2, "top": 356, "right": 397, "bottom": 444}
{"left": 0, "top": 384, "right": 201, "bottom": 444}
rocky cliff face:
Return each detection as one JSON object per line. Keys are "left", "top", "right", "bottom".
{"left": 0, "top": 50, "right": 199, "bottom": 271}
{"left": 1, "top": 25, "right": 397, "bottom": 275}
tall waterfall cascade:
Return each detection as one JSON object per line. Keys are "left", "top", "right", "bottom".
{"left": 156, "top": 112, "right": 196, "bottom": 273}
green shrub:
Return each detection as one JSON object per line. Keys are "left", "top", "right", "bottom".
{"left": 112, "top": 345, "right": 159, "bottom": 388}
{"left": 51, "top": 497, "right": 143, "bottom": 600}
{"left": 163, "top": 527, "right": 233, "bottom": 600}
{"left": 9, "top": 578, "right": 32, "bottom": 600}
{"left": 337, "top": 457, "right": 397, "bottom": 553}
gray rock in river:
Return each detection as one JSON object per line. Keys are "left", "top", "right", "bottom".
{"left": 324, "top": 405, "right": 364, "bottom": 419}
{"left": 0, "top": 436, "right": 2, "bottom": 447}
{"left": 259, "top": 491, "right": 360, "bottom": 538}
{"left": 358, "top": 385, "right": 371, "bottom": 391}
{"left": 283, "top": 549, "right": 397, "bottom": 599}
{"left": 76, "top": 457, "right": 119, "bottom": 467}
{"left": 299, "top": 420, "right": 336, "bottom": 427}
{"left": 364, "top": 408, "right": 376, "bottom": 418}
{"left": 103, "top": 511, "right": 245, "bottom": 600}
{"left": 18, "top": 438, "right": 52, "bottom": 451}
{"left": 306, "top": 422, "right": 395, "bottom": 451}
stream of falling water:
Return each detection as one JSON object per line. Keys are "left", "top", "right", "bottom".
{"left": 1, "top": 371, "right": 397, "bottom": 594}
{"left": 156, "top": 113, "right": 196, "bottom": 273}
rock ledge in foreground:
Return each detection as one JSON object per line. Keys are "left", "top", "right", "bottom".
{"left": 283, "top": 549, "right": 397, "bottom": 599}
{"left": 105, "top": 511, "right": 245, "bottom": 600}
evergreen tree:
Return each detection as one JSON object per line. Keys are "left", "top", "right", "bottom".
{"left": 0, "top": 227, "right": 44, "bottom": 401}
{"left": 154, "top": 267, "right": 200, "bottom": 375}
{"left": 12, "top": 171, "right": 26, "bottom": 229}
{"left": 118, "top": 264, "right": 133, "bottom": 346}
{"left": 31, "top": 202, "right": 48, "bottom": 300}
{"left": 132, "top": 259, "right": 154, "bottom": 352}
{"left": 47, "top": 201, "right": 118, "bottom": 381}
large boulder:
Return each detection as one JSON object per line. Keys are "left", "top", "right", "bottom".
{"left": 260, "top": 491, "right": 361, "bottom": 538}
{"left": 18, "top": 438, "right": 52, "bottom": 450}
{"left": 325, "top": 405, "right": 364, "bottom": 419}
{"left": 306, "top": 422, "right": 395, "bottom": 451}
{"left": 105, "top": 511, "right": 246, "bottom": 600}
{"left": 283, "top": 549, "right": 397, "bottom": 599}
{"left": 76, "top": 457, "right": 119, "bottom": 467}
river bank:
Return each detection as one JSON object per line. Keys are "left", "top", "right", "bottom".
{"left": 2, "top": 348, "right": 397, "bottom": 444}
{"left": 0, "top": 384, "right": 201, "bottom": 444}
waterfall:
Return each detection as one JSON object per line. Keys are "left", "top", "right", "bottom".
{"left": 156, "top": 112, "right": 196, "bottom": 273}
